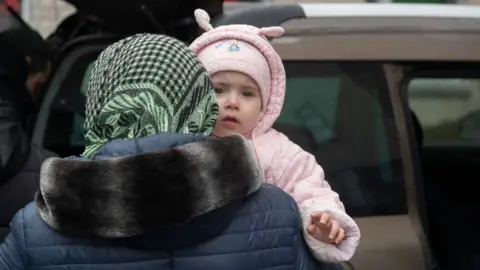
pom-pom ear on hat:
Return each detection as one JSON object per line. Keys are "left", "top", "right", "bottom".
{"left": 193, "top": 8, "right": 285, "bottom": 39}
{"left": 258, "top": 27, "right": 285, "bottom": 38}
{"left": 194, "top": 9, "right": 214, "bottom": 32}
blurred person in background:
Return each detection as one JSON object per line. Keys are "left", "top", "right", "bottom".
{"left": 0, "top": 27, "right": 56, "bottom": 239}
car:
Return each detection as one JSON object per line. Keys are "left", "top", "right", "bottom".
{"left": 264, "top": 4, "right": 480, "bottom": 270}
{"left": 6, "top": 1, "right": 480, "bottom": 270}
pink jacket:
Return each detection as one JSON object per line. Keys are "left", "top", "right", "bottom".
{"left": 251, "top": 130, "right": 361, "bottom": 263}
{"left": 249, "top": 60, "right": 361, "bottom": 262}
{"left": 190, "top": 9, "right": 360, "bottom": 263}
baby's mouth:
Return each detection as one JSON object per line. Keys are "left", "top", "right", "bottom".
{"left": 222, "top": 116, "right": 240, "bottom": 124}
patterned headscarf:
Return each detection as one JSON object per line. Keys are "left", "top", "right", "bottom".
{"left": 81, "top": 34, "right": 218, "bottom": 158}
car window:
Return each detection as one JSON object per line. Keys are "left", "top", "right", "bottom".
{"left": 44, "top": 61, "right": 407, "bottom": 218}
{"left": 69, "top": 62, "right": 94, "bottom": 147}
{"left": 38, "top": 52, "right": 98, "bottom": 157}
{"left": 408, "top": 78, "right": 480, "bottom": 144}
{"left": 277, "top": 62, "right": 406, "bottom": 217}
{"left": 81, "top": 62, "right": 95, "bottom": 95}
{"left": 277, "top": 77, "right": 340, "bottom": 144}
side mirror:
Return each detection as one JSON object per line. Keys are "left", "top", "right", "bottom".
{"left": 459, "top": 110, "right": 480, "bottom": 140}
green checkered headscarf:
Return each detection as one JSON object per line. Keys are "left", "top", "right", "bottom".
{"left": 81, "top": 34, "right": 218, "bottom": 158}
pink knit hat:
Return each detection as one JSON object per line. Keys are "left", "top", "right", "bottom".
{"left": 196, "top": 39, "right": 271, "bottom": 108}
{"left": 190, "top": 9, "right": 285, "bottom": 113}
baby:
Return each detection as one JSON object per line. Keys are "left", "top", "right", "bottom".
{"left": 190, "top": 9, "right": 361, "bottom": 263}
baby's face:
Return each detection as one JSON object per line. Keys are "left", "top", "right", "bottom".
{"left": 211, "top": 71, "right": 263, "bottom": 137}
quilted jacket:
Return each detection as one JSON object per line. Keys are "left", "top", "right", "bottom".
{"left": 0, "top": 133, "right": 340, "bottom": 270}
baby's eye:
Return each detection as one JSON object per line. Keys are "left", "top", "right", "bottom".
{"left": 214, "top": 88, "right": 224, "bottom": 94}
{"left": 242, "top": 91, "right": 255, "bottom": 97}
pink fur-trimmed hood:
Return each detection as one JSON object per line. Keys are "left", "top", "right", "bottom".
{"left": 189, "top": 9, "right": 286, "bottom": 136}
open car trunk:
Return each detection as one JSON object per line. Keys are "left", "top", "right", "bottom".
{"left": 64, "top": 0, "right": 224, "bottom": 28}
{"left": 47, "top": 0, "right": 224, "bottom": 51}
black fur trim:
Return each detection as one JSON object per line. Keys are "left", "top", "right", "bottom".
{"left": 35, "top": 135, "right": 262, "bottom": 238}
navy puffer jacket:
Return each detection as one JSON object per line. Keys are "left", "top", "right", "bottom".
{"left": 0, "top": 133, "right": 340, "bottom": 270}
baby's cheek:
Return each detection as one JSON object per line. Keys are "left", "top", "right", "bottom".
{"left": 215, "top": 95, "right": 228, "bottom": 108}
{"left": 243, "top": 121, "right": 257, "bottom": 135}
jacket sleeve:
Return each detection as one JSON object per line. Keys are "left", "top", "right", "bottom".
{"left": 0, "top": 96, "right": 30, "bottom": 182}
{"left": 294, "top": 211, "right": 344, "bottom": 270}
{"left": 272, "top": 134, "right": 361, "bottom": 263}
{"left": 0, "top": 209, "right": 28, "bottom": 270}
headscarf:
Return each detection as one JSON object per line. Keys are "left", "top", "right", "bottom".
{"left": 82, "top": 33, "right": 218, "bottom": 158}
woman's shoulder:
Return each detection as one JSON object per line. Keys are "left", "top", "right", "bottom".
{"left": 10, "top": 202, "right": 45, "bottom": 233}
{"left": 235, "top": 184, "right": 301, "bottom": 223}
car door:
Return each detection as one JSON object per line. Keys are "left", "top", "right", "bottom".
{"left": 403, "top": 63, "right": 480, "bottom": 270}
{"left": 271, "top": 60, "right": 427, "bottom": 270}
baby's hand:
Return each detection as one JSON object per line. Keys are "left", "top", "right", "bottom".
{"left": 307, "top": 211, "right": 345, "bottom": 245}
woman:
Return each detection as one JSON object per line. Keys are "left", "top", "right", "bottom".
{"left": 0, "top": 33, "right": 339, "bottom": 270}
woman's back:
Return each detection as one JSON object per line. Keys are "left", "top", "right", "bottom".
{"left": 1, "top": 135, "right": 334, "bottom": 270}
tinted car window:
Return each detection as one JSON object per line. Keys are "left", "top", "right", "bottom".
{"left": 41, "top": 54, "right": 97, "bottom": 157}
{"left": 408, "top": 78, "right": 480, "bottom": 144}
{"left": 276, "top": 62, "right": 406, "bottom": 217}
{"left": 69, "top": 62, "right": 94, "bottom": 147}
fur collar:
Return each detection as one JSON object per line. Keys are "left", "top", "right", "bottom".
{"left": 35, "top": 135, "right": 263, "bottom": 238}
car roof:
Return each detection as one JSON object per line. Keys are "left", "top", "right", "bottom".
{"left": 299, "top": 3, "right": 480, "bottom": 20}
{"left": 294, "top": 3, "right": 480, "bottom": 34}
{"left": 218, "top": 3, "right": 480, "bottom": 33}
{"left": 223, "top": 1, "right": 270, "bottom": 13}
{"left": 216, "top": 3, "right": 480, "bottom": 61}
